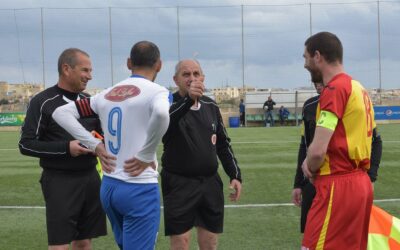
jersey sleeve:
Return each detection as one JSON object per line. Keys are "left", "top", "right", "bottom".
{"left": 52, "top": 100, "right": 102, "bottom": 151}
{"left": 215, "top": 106, "right": 242, "bottom": 183}
{"left": 294, "top": 135, "right": 307, "bottom": 188}
{"left": 368, "top": 127, "right": 383, "bottom": 182}
{"left": 319, "top": 82, "right": 349, "bottom": 119}
{"left": 162, "top": 93, "right": 195, "bottom": 145}
{"left": 75, "top": 97, "right": 96, "bottom": 118}
{"left": 168, "top": 94, "right": 195, "bottom": 126}
{"left": 18, "top": 95, "right": 70, "bottom": 158}
{"left": 135, "top": 89, "right": 170, "bottom": 163}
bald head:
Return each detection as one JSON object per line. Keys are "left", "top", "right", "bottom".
{"left": 174, "top": 59, "right": 203, "bottom": 77}
{"left": 173, "top": 59, "right": 205, "bottom": 97}
{"left": 130, "top": 40, "right": 160, "bottom": 68}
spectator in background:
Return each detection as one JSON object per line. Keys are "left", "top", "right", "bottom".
{"left": 263, "top": 96, "right": 276, "bottom": 127}
{"left": 19, "top": 48, "right": 107, "bottom": 249}
{"left": 239, "top": 99, "right": 245, "bottom": 127}
{"left": 278, "top": 105, "right": 290, "bottom": 126}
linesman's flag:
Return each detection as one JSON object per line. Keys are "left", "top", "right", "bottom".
{"left": 368, "top": 205, "right": 400, "bottom": 249}
{"left": 91, "top": 130, "right": 104, "bottom": 179}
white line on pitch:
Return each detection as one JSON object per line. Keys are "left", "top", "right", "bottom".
{"left": 1, "top": 198, "right": 399, "bottom": 209}
{"left": 225, "top": 199, "right": 400, "bottom": 208}
{"left": 0, "top": 141, "right": 399, "bottom": 151}
{"left": 231, "top": 141, "right": 400, "bottom": 144}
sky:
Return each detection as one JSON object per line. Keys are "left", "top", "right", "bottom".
{"left": 0, "top": 0, "right": 399, "bottom": 90}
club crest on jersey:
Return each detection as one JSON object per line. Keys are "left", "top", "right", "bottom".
{"left": 211, "top": 134, "right": 217, "bottom": 145}
{"left": 211, "top": 123, "right": 216, "bottom": 132}
{"left": 105, "top": 85, "right": 140, "bottom": 102}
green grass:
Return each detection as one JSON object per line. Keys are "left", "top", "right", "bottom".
{"left": 0, "top": 124, "right": 399, "bottom": 249}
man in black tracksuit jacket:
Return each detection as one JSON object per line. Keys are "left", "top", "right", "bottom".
{"left": 161, "top": 59, "right": 242, "bottom": 250}
{"left": 19, "top": 86, "right": 100, "bottom": 171}
{"left": 162, "top": 92, "right": 241, "bottom": 179}
{"left": 18, "top": 48, "right": 106, "bottom": 248}
{"left": 292, "top": 82, "right": 383, "bottom": 233}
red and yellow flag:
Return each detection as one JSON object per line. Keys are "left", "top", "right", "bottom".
{"left": 368, "top": 205, "right": 400, "bottom": 249}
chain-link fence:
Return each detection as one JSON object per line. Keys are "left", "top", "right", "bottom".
{"left": 0, "top": 2, "right": 399, "bottom": 114}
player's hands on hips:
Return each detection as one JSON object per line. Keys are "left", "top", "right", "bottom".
{"left": 292, "top": 188, "right": 302, "bottom": 207}
{"left": 188, "top": 79, "right": 205, "bottom": 101}
{"left": 124, "top": 158, "right": 155, "bottom": 176}
{"left": 95, "top": 143, "right": 116, "bottom": 173}
{"left": 229, "top": 179, "right": 242, "bottom": 202}
{"left": 69, "top": 140, "right": 93, "bottom": 157}
{"left": 301, "top": 159, "right": 314, "bottom": 183}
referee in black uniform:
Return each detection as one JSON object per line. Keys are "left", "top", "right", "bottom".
{"left": 161, "top": 59, "right": 242, "bottom": 250}
{"left": 19, "top": 48, "right": 107, "bottom": 248}
{"left": 292, "top": 81, "right": 383, "bottom": 233}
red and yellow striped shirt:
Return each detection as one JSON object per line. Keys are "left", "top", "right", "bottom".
{"left": 316, "top": 73, "right": 375, "bottom": 176}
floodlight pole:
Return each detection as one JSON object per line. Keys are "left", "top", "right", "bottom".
{"left": 40, "top": 8, "right": 46, "bottom": 88}
{"left": 241, "top": 5, "right": 245, "bottom": 93}
{"left": 309, "top": 3, "right": 312, "bottom": 36}
{"left": 177, "top": 6, "right": 181, "bottom": 61}
{"left": 109, "top": 7, "right": 114, "bottom": 86}
{"left": 308, "top": 3, "right": 313, "bottom": 89}
{"left": 377, "top": 1, "right": 382, "bottom": 104}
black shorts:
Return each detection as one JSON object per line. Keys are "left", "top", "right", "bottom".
{"left": 40, "top": 168, "right": 107, "bottom": 245}
{"left": 161, "top": 170, "right": 224, "bottom": 236}
{"left": 300, "top": 182, "right": 316, "bottom": 233}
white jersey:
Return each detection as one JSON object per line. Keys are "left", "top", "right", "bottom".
{"left": 52, "top": 76, "right": 170, "bottom": 183}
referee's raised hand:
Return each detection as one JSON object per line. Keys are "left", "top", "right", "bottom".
{"left": 188, "top": 79, "right": 205, "bottom": 101}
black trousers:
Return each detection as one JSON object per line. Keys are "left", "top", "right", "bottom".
{"left": 240, "top": 112, "right": 245, "bottom": 126}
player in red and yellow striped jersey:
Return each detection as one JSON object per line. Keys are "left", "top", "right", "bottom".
{"left": 301, "top": 32, "right": 374, "bottom": 250}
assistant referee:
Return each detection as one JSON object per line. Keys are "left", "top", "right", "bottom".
{"left": 18, "top": 48, "right": 107, "bottom": 248}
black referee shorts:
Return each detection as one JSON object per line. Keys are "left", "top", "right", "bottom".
{"left": 40, "top": 168, "right": 107, "bottom": 245}
{"left": 161, "top": 170, "right": 224, "bottom": 236}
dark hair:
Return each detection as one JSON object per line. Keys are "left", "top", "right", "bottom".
{"left": 130, "top": 41, "right": 160, "bottom": 68}
{"left": 58, "top": 48, "right": 89, "bottom": 76}
{"left": 304, "top": 32, "right": 343, "bottom": 64}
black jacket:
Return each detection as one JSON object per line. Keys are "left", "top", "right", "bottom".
{"left": 293, "top": 95, "right": 382, "bottom": 188}
{"left": 19, "top": 85, "right": 101, "bottom": 172}
{"left": 263, "top": 100, "right": 276, "bottom": 111}
{"left": 162, "top": 92, "right": 241, "bottom": 182}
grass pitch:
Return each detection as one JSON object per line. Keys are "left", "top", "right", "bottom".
{"left": 0, "top": 124, "right": 399, "bottom": 249}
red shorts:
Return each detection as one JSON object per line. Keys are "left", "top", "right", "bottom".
{"left": 302, "top": 170, "right": 373, "bottom": 250}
